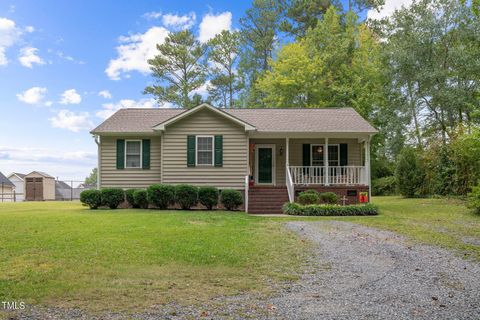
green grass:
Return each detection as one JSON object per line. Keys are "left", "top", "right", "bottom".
{"left": 0, "top": 202, "right": 307, "bottom": 312}
{"left": 0, "top": 197, "right": 478, "bottom": 314}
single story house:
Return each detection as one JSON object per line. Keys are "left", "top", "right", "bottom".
{"left": 0, "top": 172, "right": 15, "bottom": 202}
{"left": 91, "top": 103, "right": 377, "bottom": 213}
{"left": 7, "top": 172, "right": 25, "bottom": 201}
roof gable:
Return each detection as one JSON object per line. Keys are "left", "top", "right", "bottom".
{"left": 152, "top": 103, "right": 256, "bottom": 132}
{"left": 0, "top": 172, "right": 15, "bottom": 187}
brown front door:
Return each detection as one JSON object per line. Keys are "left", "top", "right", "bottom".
{"left": 26, "top": 178, "right": 43, "bottom": 201}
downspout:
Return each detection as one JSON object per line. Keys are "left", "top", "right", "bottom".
{"left": 93, "top": 135, "right": 101, "bottom": 190}
{"left": 367, "top": 134, "right": 373, "bottom": 203}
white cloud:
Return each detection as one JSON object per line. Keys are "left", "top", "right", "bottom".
{"left": 96, "top": 98, "right": 160, "bottom": 119}
{"left": 16, "top": 87, "right": 48, "bottom": 105}
{"left": 162, "top": 12, "right": 196, "bottom": 30}
{"left": 18, "top": 47, "right": 45, "bottom": 68}
{"left": 143, "top": 11, "right": 162, "bottom": 19}
{"left": 25, "top": 25, "right": 34, "bottom": 33}
{"left": 105, "top": 26, "right": 169, "bottom": 80}
{"left": 190, "top": 81, "right": 210, "bottom": 99}
{"left": 367, "top": 0, "right": 414, "bottom": 20}
{"left": 0, "top": 17, "right": 22, "bottom": 66}
{"left": 49, "top": 109, "right": 93, "bottom": 132}
{"left": 59, "top": 89, "right": 82, "bottom": 105}
{"left": 0, "top": 145, "right": 96, "bottom": 180}
{"left": 198, "top": 12, "right": 232, "bottom": 43}
{"left": 98, "top": 90, "right": 112, "bottom": 99}
{"left": 56, "top": 51, "right": 85, "bottom": 64}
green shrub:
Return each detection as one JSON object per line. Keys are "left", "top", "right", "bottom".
{"left": 298, "top": 190, "right": 319, "bottom": 205}
{"left": 282, "top": 202, "right": 379, "bottom": 216}
{"left": 133, "top": 189, "right": 149, "bottom": 209}
{"left": 125, "top": 189, "right": 139, "bottom": 208}
{"left": 319, "top": 192, "right": 338, "bottom": 204}
{"left": 220, "top": 189, "right": 243, "bottom": 211}
{"left": 80, "top": 189, "right": 102, "bottom": 209}
{"left": 147, "top": 184, "right": 175, "bottom": 209}
{"left": 100, "top": 188, "right": 125, "bottom": 209}
{"left": 395, "top": 147, "right": 426, "bottom": 198}
{"left": 198, "top": 186, "right": 219, "bottom": 210}
{"left": 467, "top": 184, "right": 480, "bottom": 214}
{"left": 372, "top": 176, "right": 397, "bottom": 196}
{"left": 175, "top": 184, "right": 198, "bottom": 210}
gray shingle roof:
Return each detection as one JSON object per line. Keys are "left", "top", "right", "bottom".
{"left": 91, "top": 107, "right": 377, "bottom": 134}
{"left": 0, "top": 172, "right": 15, "bottom": 187}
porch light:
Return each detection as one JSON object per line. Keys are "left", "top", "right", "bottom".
{"left": 317, "top": 146, "right": 323, "bottom": 153}
{"left": 279, "top": 146, "right": 283, "bottom": 156}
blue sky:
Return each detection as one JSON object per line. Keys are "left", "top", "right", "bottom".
{"left": 0, "top": 0, "right": 404, "bottom": 181}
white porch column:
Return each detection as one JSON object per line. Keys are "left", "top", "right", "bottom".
{"left": 365, "top": 138, "right": 371, "bottom": 201}
{"left": 286, "top": 137, "right": 290, "bottom": 166}
{"left": 324, "top": 137, "right": 329, "bottom": 186}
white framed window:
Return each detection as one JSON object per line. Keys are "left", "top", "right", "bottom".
{"left": 125, "top": 140, "right": 142, "bottom": 168}
{"left": 311, "top": 144, "right": 340, "bottom": 166}
{"left": 196, "top": 136, "right": 214, "bottom": 166}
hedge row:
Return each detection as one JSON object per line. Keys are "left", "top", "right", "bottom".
{"left": 80, "top": 185, "right": 243, "bottom": 211}
{"left": 282, "top": 202, "right": 379, "bottom": 216}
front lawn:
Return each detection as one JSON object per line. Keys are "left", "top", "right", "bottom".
{"left": 0, "top": 202, "right": 306, "bottom": 312}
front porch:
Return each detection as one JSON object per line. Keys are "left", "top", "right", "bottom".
{"left": 245, "top": 135, "right": 372, "bottom": 213}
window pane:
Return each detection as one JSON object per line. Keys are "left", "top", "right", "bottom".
{"left": 311, "top": 145, "right": 324, "bottom": 166}
{"left": 126, "top": 155, "right": 141, "bottom": 168}
{"left": 126, "top": 141, "right": 141, "bottom": 154}
{"left": 328, "top": 145, "right": 339, "bottom": 166}
{"left": 198, "top": 137, "right": 212, "bottom": 151}
{"left": 198, "top": 151, "right": 212, "bottom": 165}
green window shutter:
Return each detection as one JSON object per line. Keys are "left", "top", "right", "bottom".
{"left": 214, "top": 135, "right": 223, "bottom": 167}
{"left": 187, "top": 135, "right": 196, "bottom": 167}
{"left": 302, "top": 144, "right": 311, "bottom": 166}
{"left": 116, "top": 139, "right": 125, "bottom": 169}
{"left": 142, "top": 139, "right": 150, "bottom": 169}
{"left": 340, "top": 143, "right": 348, "bottom": 166}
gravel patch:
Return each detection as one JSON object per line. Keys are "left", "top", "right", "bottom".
{"left": 4, "top": 221, "right": 479, "bottom": 319}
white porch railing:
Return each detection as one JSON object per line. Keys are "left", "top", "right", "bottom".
{"left": 289, "top": 166, "right": 367, "bottom": 186}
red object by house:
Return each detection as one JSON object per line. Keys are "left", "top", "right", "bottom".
{"left": 359, "top": 192, "right": 369, "bottom": 203}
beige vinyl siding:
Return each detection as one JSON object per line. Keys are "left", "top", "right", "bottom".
{"left": 100, "top": 136, "right": 161, "bottom": 188}
{"left": 250, "top": 139, "right": 286, "bottom": 186}
{"left": 162, "top": 108, "right": 247, "bottom": 189}
{"left": 289, "top": 138, "right": 362, "bottom": 166}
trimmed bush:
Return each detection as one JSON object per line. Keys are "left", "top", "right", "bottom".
{"left": 100, "top": 188, "right": 125, "bottom": 209}
{"left": 125, "top": 189, "right": 139, "bottom": 208}
{"left": 133, "top": 189, "right": 149, "bottom": 209}
{"left": 467, "top": 184, "right": 480, "bottom": 214}
{"left": 372, "top": 176, "right": 396, "bottom": 196}
{"left": 147, "top": 184, "right": 175, "bottom": 209}
{"left": 220, "top": 189, "right": 243, "bottom": 211}
{"left": 175, "top": 184, "right": 198, "bottom": 210}
{"left": 80, "top": 189, "right": 102, "bottom": 209}
{"left": 282, "top": 202, "right": 379, "bottom": 216}
{"left": 319, "top": 192, "right": 338, "bottom": 204}
{"left": 298, "top": 190, "right": 319, "bottom": 205}
{"left": 198, "top": 186, "right": 219, "bottom": 210}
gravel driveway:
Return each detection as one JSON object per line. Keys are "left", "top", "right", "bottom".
{"left": 7, "top": 221, "right": 480, "bottom": 319}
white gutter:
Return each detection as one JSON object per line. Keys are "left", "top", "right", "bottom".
{"left": 93, "top": 135, "right": 101, "bottom": 190}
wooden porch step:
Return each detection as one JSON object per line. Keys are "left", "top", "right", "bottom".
{"left": 248, "top": 187, "right": 289, "bottom": 214}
